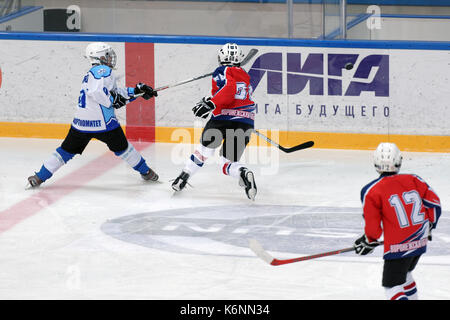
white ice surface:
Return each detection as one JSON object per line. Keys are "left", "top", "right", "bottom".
{"left": 0, "top": 137, "right": 449, "bottom": 300}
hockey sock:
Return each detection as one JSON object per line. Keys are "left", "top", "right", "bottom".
{"left": 384, "top": 284, "right": 408, "bottom": 300}
{"left": 37, "top": 147, "right": 75, "bottom": 181}
{"left": 35, "top": 165, "right": 52, "bottom": 182}
{"left": 115, "top": 143, "right": 149, "bottom": 175}
{"left": 183, "top": 145, "right": 215, "bottom": 176}
{"left": 133, "top": 158, "right": 150, "bottom": 175}
{"left": 219, "top": 156, "right": 244, "bottom": 178}
{"left": 403, "top": 272, "right": 418, "bottom": 300}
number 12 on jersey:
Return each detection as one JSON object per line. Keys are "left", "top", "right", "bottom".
{"left": 389, "top": 191, "right": 425, "bottom": 228}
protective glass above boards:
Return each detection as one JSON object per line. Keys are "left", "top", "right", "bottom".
{"left": 0, "top": 1, "right": 449, "bottom": 41}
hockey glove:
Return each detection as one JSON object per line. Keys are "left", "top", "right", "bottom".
{"left": 134, "top": 83, "right": 158, "bottom": 100}
{"left": 354, "top": 235, "right": 381, "bottom": 255}
{"left": 110, "top": 90, "right": 128, "bottom": 109}
{"left": 193, "top": 97, "right": 215, "bottom": 119}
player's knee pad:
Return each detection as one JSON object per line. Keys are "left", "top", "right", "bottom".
{"left": 43, "top": 147, "right": 75, "bottom": 173}
{"left": 56, "top": 147, "right": 75, "bottom": 163}
{"left": 384, "top": 284, "right": 408, "bottom": 300}
{"left": 115, "top": 143, "right": 150, "bottom": 174}
{"left": 115, "top": 143, "right": 142, "bottom": 168}
{"left": 38, "top": 147, "right": 75, "bottom": 181}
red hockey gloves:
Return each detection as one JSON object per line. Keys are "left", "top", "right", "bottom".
{"left": 354, "top": 235, "right": 381, "bottom": 255}
{"left": 110, "top": 90, "right": 127, "bottom": 109}
{"left": 193, "top": 97, "right": 215, "bottom": 119}
{"left": 134, "top": 83, "right": 158, "bottom": 100}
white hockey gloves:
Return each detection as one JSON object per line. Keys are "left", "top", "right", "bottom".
{"left": 193, "top": 97, "right": 215, "bottom": 119}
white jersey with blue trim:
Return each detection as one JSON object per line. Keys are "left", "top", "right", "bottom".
{"left": 72, "top": 64, "right": 134, "bottom": 133}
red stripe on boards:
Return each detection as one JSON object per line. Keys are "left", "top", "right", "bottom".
{"left": 125, "top": 42, "right": 155, "bottom": 142}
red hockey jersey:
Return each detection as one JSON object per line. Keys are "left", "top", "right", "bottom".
{"left": 209, "top": 65, "right": 255, "bottom": 125}
{"left": 360, "top": 173, "right": 441, "bottom": 260}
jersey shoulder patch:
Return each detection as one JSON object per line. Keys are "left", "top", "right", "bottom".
{"left": 213, "top": 65, "right": 227, "bottom": 77}
{"left": 213, "top": 65, "right": 228, "bottom": 87}
{"left": 89, "top": 65, "right": 112, "bottom": 79}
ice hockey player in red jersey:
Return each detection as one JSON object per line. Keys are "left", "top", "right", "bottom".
{"left": 171, "top": 43, "right": 257, "bottom": 200}
{"left": 354, "top": 142, "right": 441, "bottom": 300}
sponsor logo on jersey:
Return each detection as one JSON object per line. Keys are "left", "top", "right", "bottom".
{"left": 73, "top": 118, "right": 102, "bottom": 127}
{"left": 390, "top": 239, "right": 428, "bottom": 253}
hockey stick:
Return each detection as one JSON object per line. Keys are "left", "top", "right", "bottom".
{"left": 249, "top": 239, "right": 383, "bottom": 266}
{"left": 249, "top": 239, "right": 353, "bottom": 266}
{"left": 253, "top": 130, "right": 314, "bottom": 153}
{"left": 133, "top": 48, "right": 259, "bottom": 96}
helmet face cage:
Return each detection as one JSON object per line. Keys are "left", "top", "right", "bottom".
{"left": 373, "top": 143, "right": 402, "bottom": 174}
{"left": 85, "top": 42, "right": 117, "bottom": 68}
{"left": 218, "top": 43, "right": 244, "bottom": 66}
{"left": 102, "top": 49, "right": 117, "bottom": 68}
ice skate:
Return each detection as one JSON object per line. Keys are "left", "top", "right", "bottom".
{"left": 239, "top": 167, "right": 257, "bottom": 201}
{"left": 26, "top": 174, "right": 43, "bottom": 189}
{"left": 141, "top": 167, "right": 159, "bottom": 181}
{"left": 171, "top": 171, "right": 190, "bottom": 192}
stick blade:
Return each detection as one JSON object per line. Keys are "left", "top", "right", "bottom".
{"left": 249, "top": 239, "right": 275, "bottom": 265}
{"left": 241, "top": 48, "right": 259, "bottom": 67}
{"left": 280, "top": 140, "right": 314, "bottom": 153}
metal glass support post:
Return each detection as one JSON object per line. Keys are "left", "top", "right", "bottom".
{"left": 287, "top": 0, "right": 293, "bottom": 38}
{"left": 340, "top": 0, "right": 347, "bottom": 39}
{"left": 321, "top": 1, "right": 325, "bottom": 38}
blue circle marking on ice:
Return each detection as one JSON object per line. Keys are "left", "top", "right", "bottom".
{"left": 101, "top": 205, "right": 450, "bottom": 257}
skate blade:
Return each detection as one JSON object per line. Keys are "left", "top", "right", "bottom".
{"left": 25, "top": 182, "right": 36, "bottom": 190}
{"left": 171, "top": 187, "right": 184, "bottom": 197}
{"left": 246, "top": 172, "right": 257, "bottom": 201}
{"left": 147, "top": 179, "right": 163, "bottom": 184}
{"left": 171, "top": 180, "right": 192, "bottom": 193}
{"left": 171, "top": 181, "right": 182, "bottom": 192}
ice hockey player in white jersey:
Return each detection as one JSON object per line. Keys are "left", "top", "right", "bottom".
{"left": 27, "top": 42, "right": 159, "bottom": 188}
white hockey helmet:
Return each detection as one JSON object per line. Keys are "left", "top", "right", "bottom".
{"left": 218, "top": 43, "right": 245, "bottom": 66}
{"left": 84, "top": 42, "right": 117, "bottom": 68}
{"left": 373, "top": 142, "right": 402, "bottom": 174}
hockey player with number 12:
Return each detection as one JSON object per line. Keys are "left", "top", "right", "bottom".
{"left": 27, "top": 42, "right": 159, "bottom": 188}
{"left": 354, "top": 142, "right": 441, "bottom": 300}
{"left": 172, "top": 43, "right": 257, "bottom": 200}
